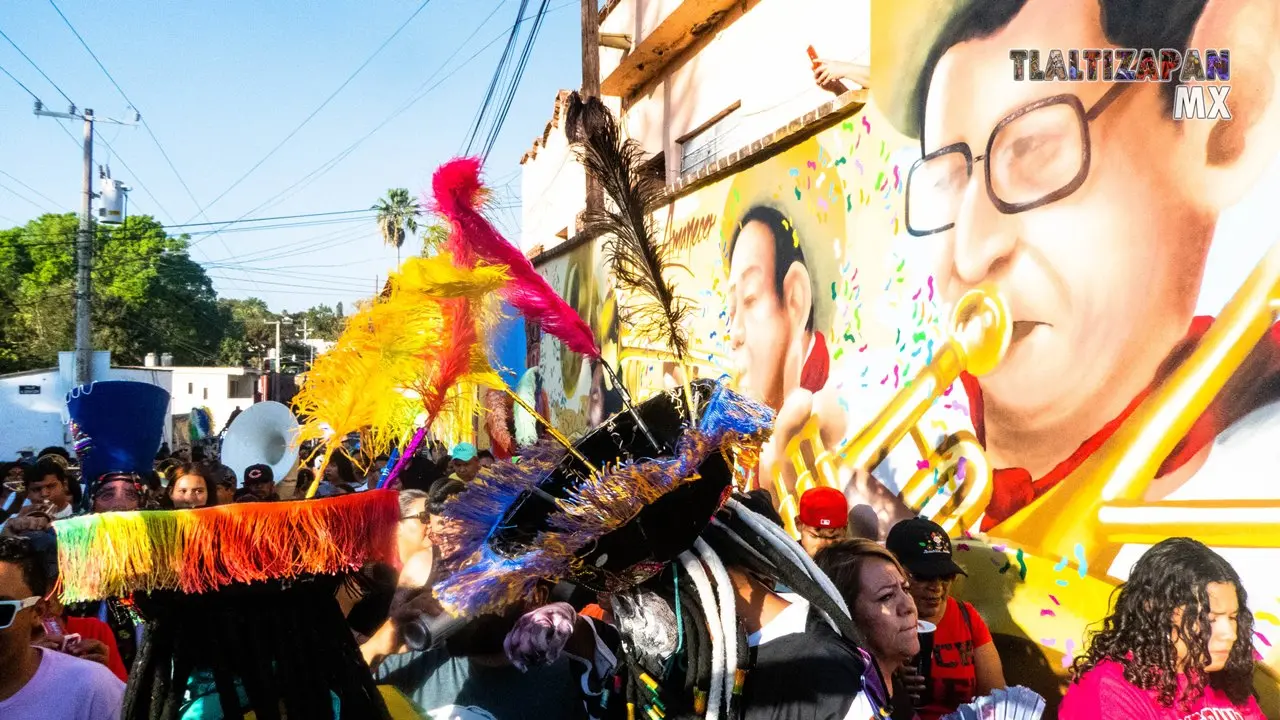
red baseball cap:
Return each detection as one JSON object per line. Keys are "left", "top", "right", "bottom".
{"left": 798, "top": 487, "right": 848, "bottom": 529}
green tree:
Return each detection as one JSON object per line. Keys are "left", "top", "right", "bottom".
{"left": 0, "top": 214, "right": 228, "bottom": 372}
{"left": 373, "top": 188, "right": 419, "bottom": 265}
{"left": 416, "top": 185, "right": 504, "bottom": 258}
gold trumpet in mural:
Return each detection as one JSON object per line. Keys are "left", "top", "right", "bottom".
{"left": 777, "top": 286, "right": 1012, "bottom": 538}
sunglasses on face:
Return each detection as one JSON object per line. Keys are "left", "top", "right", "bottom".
{"left": 0, "top": 596, "right": 40, "bottom": 630}
{"left": 401, "top": 511, "right": 430, "bottom": 523}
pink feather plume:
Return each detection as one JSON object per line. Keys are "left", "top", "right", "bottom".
{"left": 432, "top": 157, "right": 601, "bottom": 359}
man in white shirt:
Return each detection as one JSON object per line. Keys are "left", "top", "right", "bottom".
{"left": 0, "top": 536, "right": 124, "bottom": 720}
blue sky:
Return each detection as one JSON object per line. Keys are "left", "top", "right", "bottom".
{"left": 0, "top": 0, "right": 579, "bottom": 313}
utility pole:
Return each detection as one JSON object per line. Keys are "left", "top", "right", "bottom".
{"left": 300, "top": 317, "right": 313, "bottom": 368}
{"left": 34, "top": 102, "right": 138, "bottom": 386}
{"left": 581, "top": 0, "right": 600, "bottom": 98}
{"left": 580, "top": 0, "right": 604, "bottom": 223}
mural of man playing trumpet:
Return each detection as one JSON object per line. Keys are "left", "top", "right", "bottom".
{"left": 836, "top": 0, "right": 1280, "bottom": 539}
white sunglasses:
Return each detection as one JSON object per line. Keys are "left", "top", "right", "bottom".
{"left": 0, "top": 596, "right": 40, "bottom": 630}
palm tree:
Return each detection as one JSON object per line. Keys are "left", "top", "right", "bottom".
{"left": 418, "top": 186, "right": 498, "bottom": 258}
{"left": 372, "top": 188, "right": 420, "bottom": 264}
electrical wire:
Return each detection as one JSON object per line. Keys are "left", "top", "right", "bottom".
{"left": 0, "top": 180, "right": 56, "bottom": 213}
{"left": 464, "top": 0, "right": 531, "bottom": 155}
{"left": 0, "top": 170, "right": 63, "bottom": 209}
{"left": 181, "top": 0, "right": 437, "bottom": 220}
{"left": 479, "top": 0, "right": 551, "bottom": 162}
{"left": 0, "top": 25, "right": 75, "bottom": 106}
{"left": 217, "top": 0, "right": 571, "bottom": 227}
{"left": 0, "top": 61, "right": 40, "bottom": 102}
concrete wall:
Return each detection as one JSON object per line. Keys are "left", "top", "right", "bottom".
{"left": 0, "top": 359, "right": 175, "bottom": 460}
{"left": 520, "top": 0, "right": 869, "bottom": 254}
{"left": 0, "top": 369, "right": 61, "bottom": 460}
{"left": 623, "top": 0, "right": 869, "bottom": 180}
{"left": 169, "top": 367, "right": 258, "bottom": 434}
{"left": 520, "top": 99, "right": 587, "bottom": 256}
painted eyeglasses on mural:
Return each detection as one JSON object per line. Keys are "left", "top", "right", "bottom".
{"left": 904, "top": 83, "right": 1129, "bottom": 237}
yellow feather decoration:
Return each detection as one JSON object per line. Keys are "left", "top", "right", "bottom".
{"left": 293, "top": 254, "right": 509, "bottom": 490}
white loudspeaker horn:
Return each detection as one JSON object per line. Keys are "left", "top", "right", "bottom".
{"left": 221, "top": 401, "right": 300, "bottom": 484}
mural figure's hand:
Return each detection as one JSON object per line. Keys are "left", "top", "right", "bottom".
{"left": 760, "top": 384, "right": 911, "bottom": 537}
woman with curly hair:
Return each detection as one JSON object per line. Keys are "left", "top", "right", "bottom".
{"left": 1060, "top": 537, "right": 1263, "bottom": 719}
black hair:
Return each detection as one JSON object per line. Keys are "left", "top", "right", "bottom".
{"left": 23, "top": 458, "right": 67, "bottom": 488}
{"left": 37, "top": 446, "right": 71, "bottom": 461}
{"left": 428, "top": 478, "right": 467, "bottom": 515}
{"left": 124, "top": 577, "right": 389, "bottom": 719}
{"left": 1070, "top": 537, "right": 1255, "bottom": 709}
{"left": 914, "top": 0, "right": 1212, "bottom": 148}
{"left": 395, "top": 452, "right": 447, "bottom": 493}
{"left": 0, "top": 535, "right": 49, "bottom": 596}
{"left": 729, "top": 205, "right": 816, "bottom": 332}
{"left": 476, "top": 449, "right": 494, "bottom": 462}
{"left": 326, "top": 453, "right": 358, "bottom": 486}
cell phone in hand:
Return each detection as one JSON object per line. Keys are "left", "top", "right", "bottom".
{"left": 42, "top": 616, "right": 66, "bottom": 638}
{"left": 807, "top": 45, "right": 819, "bottom": 65}
{"left": 60, "top": 633, "right": 82, "bottom": 653}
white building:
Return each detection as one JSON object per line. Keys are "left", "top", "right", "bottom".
{"left": 0, "top": 351, "right": 260, "bottom": 460}
{"left": 161, "top": 365, "right": 259, "bottom": 434}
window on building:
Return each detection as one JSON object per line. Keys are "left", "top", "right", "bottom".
{"left": 228, "top": 376, "right": 254, "bottom": 399}
{"left": 187, "top": 382, "right": 193, "bottom": 394}
{"left": 680, "top": 104, "right": 741, "bottom": 176}
{"left": 202, "top": 387, "right": 208, "bottom": 401}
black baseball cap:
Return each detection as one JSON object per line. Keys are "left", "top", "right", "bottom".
{"left": 243, "top": 464, "right": 274, "bottom": 486}
{"left": 885, "top": 517, "right": 967, "bottom": 579}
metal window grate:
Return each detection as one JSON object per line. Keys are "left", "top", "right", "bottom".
{"left": 680, "top": 115, "right": 739, "bottom": 175}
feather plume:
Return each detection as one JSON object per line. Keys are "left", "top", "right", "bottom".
{"left": 294, "top": 255, "right": 508, "bottom": 488}
{"left": 432, "top": 157, "right": 602, "bottom": 359}
{"left": 564, "top": 92, "right": 692, "bottom": 364}
{"left": 381, "top": 296, "right": 504, "bottom": 488}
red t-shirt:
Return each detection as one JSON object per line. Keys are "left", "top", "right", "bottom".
{"left": 1060, "top": 660, "right": 1264, "bottom": 720}
{"left": 918, "top": 596, "right": 993, "bottom": 720}
{"left": 65, "top": 615, "right": 129, "bottom": 682}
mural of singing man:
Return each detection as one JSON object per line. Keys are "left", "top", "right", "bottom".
{"left": 883, "top": 0, "right": 1280, "bottom": 534}
{"left": 726, "top": 205, "right": 829, "bottom": 411}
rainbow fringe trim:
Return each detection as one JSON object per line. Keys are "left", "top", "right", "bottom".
{"left": 53, "top": 491, "right": 400, "bottom": 603}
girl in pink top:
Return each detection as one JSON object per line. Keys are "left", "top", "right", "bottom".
{"left": 1060, "top": 538, "right": 1265, "bottom": 720}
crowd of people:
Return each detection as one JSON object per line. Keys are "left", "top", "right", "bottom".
{"left": 0, "top": 427, "right": 1268, "bottom": 719}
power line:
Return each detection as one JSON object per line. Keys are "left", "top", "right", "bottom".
{"left": 209, "top": 0, "right": 568, "bottom": 228}
{"left": 182, "top": 1, "right": 563, "bottom": 254}
{"left": 8, "top": 214, "right": 376, "bottom": 247}
{"left": 185, "top": 0, "right": 438, "bottom": 220}
{"left": 464, "top": 0, "right": 531, "bottom": 155}
{"left": 0, "top": 180, "right": 54, "bottom": 212}
{"left": 0, "top": 25, "right": 75, "bottom": 106}
{"left": 0, "top": 170, "right": 63, "bottom": 209}
{"left": 45, "top": 0, "right": 249, "bottom": 295}
{"left": 480, "top": 0, "right": 551, "bottom": 162}
{"left": 0, "top": 61, "right": 40, "bottom": 101}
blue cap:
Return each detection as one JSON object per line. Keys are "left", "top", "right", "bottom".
{"left": 66, "top": 380, "right": 170, "bottom": 484}
{"left": 450, "top": 442, "right": 477, "bottom": 462}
